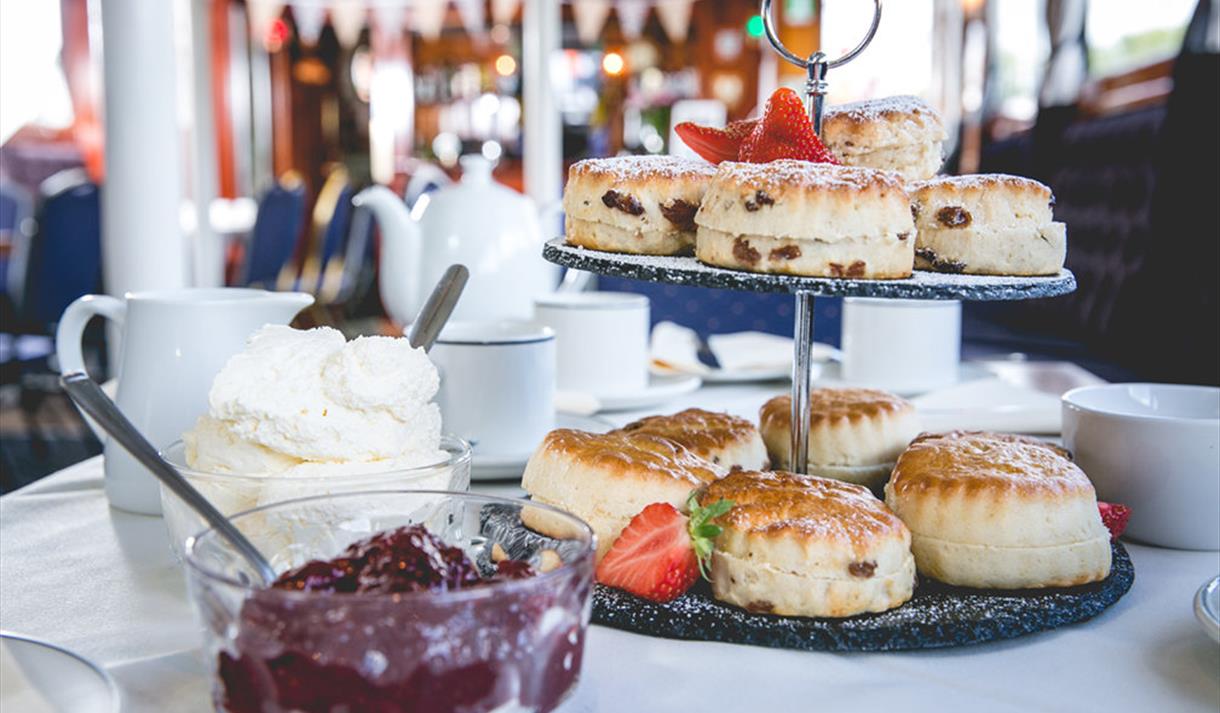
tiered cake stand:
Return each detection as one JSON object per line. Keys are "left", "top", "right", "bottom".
{"left": 544, "top": 0, "right": 1077, "bottom": 475}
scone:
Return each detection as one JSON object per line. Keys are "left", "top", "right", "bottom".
{"left": 759, "top": 388, "right": 920, "bottom": 492}
{"left": 909, "top": 174, "right": 1066, "bottom": 276}
{"left": 563, "top": 155, "right": 718, "bottom": 255}
{"left": 616, "top": 408, "right": 768, "bottom": 471}
{"left": 694, "top": 160, "right": 915, "bottom": 279}
{"left": 885, "top": 431, "right": 1112, "bottom": 589}
{"left": 821, "top": 96, "right": 946, "bottom": 181}
{"left": 521, "top": 429, "right": 724, "bottom": 560}
{"left": 699, "top": 470, "right": 915, "bottom": 617}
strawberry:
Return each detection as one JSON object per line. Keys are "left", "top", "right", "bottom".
{"left": 1098, "top": 501, "right": 1131, "bottom": 541}
{"left": 737, "top": 87, "right": 839, "bottom": 165}
{"left": 596, "top": 495, "right": 734, "bottom": 603}
{"left": 674, "top": 118, "right": 758, "bottom": 164}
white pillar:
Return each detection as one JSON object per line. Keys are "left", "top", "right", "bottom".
{"left": 189, "top": 0, "right": 222, "bottom": 287}
{"left": 522, "top": 0, "right": 561, "bottom": 210}
{"left": 100, "top": 0, "right": 188, "bottom": 295}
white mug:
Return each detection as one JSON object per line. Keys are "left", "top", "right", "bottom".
{"left": 534, "top": 292, "right": 650, "bottom": 396}
{"left": 430, "top": 321, "right": 556, "bottom": 458}
{"left": 56, "top": 288, "right": 313, "bottom": 514}
{"left": 840, "top": 298, "right": 961, "bottom": 394}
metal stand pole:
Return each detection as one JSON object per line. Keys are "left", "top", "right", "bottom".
{"left": 790, "top": 292, "right": 815, "bottom": 473}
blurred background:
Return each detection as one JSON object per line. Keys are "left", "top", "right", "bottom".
{"left": 1, "top": 0, "right": 1217, "bottom": 489}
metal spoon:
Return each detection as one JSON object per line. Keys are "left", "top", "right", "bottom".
{"left": 406, "top": 264, "right": 469, "bottom": 351}
{"left": 59, "top": 372, "right": 277, "bottom": 587}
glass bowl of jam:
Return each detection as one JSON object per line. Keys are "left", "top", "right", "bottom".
{"left": 161, "top": 436, "right": 472, "bottom": 560}
{"left": 183, "top": 490, "right": 595, "bottom": 713}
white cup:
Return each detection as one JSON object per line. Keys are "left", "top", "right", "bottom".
{"left": 840, "top": 298, "right": 961, "bottom": 393}
{"left": 534, "top": 292, "right": 650, "bottom": 396}
{"left": 430, "top": 321, "right": 556, "bottom": 458}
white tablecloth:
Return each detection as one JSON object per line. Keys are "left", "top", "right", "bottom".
{"left": 2, "top": 383, "right": 1218, "bottom": 712}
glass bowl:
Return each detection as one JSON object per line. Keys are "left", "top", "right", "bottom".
{"left": 160, "top": 436, "right": 471, "bottom": 559}
{"left": 183, "top": 490, "right": 595, "bottom": 713}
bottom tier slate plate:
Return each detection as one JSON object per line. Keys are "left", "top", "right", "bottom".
{"left": 482, "top": 504, "right": 1133, "bottom": 653}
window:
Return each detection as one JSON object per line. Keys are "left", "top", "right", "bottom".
{"left": 1087, "top": 0, "right": 1196, "bottom": 77}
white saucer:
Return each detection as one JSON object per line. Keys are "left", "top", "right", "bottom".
{"left": 686, "top": 366, "right": 791, "bottom": 384}
{"left": 814, "top": 361, "right": 991, "bottom": 397}
{"left": 471, "top": 413, "right": 615, "bottom": 481}
{"left": 1, "top": 632, "right": 120, "bottom": 713}
{"left": 1195, "top": 576, "right": 1220, "bottom": 643}
{"left": 592, "top": 373, "right": 702, "bottom": 412}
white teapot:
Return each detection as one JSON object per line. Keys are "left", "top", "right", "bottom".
{"left": 355, "top": 155, "right": 561, "bottom": 324}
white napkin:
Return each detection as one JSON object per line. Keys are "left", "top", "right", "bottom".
{"left": 651, "top": 321, "right": 836, "bottom": 376}
{"left": 0, "top": 643, "right": 56, "bottom": 713}
{"left": 912, "top": 377, "right": 1063, "bottom": 435}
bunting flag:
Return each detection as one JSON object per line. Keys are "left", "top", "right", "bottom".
{"left": 291, "top": 2, "right": 327, "bottom": 46}
{"left": 245, "top": 0, "right": 286, "bottom": 43}
{"left": 491, "top": 0, "right": 521, "bottom": 26}
{"left": 454, "top": 0, "right": 486, "bottom": 37}
{"left": 412, "top": 0, "right": 448, "bottom": 41}
{"left": 329, "top": 0, "right": 366, "bottom": 48}
{"left": 615, "top": 0, "right": 650, "bottom": 41}
{"left": 655, "top": 0, "right": 693, "bottom": 43}
{"left": 573, "top": 0, "right": 612, "bottom": 45}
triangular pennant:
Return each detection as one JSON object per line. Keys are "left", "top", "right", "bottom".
{"left": 573, "top": 0, "right": 612, "bottom": 45}
{"left": 615, "top": 0, "right": 650, "bottom": 41}
{"left": 246, "top": 0, "right": 286, "bottom": 43}
{"left": 291, "top": 2, "right": 327, "bottom": 46}
{"left": 655, "top": 0, "right": 693, "bottom": 44}
{"left": 412, "top": 0, "right": 448, "bottom": 41}
{"left": 329, "top": 0, "right": 366, "bottom": 48}
{"left": 454, "top": 0, "right": 486, "bottom": 37}
{"left": 491, "top": 0, "right": 521, "bottom": 26}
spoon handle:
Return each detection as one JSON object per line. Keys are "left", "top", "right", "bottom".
{"left": 407, "top": 264, "right": 469, "bottom": 352}
{"left": 60, "top": 372, "right": 277, "bottom": 586}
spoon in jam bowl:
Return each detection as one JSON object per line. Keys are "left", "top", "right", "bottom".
{"left": 60, "top": 372, "right": 277, "bottom": 587}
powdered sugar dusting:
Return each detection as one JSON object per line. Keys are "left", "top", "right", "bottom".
{"left": 544, "top": 238, "right": 1076, "bottom": 301}
{"left": 569, "top": 155, "right": 718, "bottom": 181}
{"left": 824, "top": 95, "right": 940, "bottom": 125}
{"left": 911, "top": 173, "right": 1052, "bottom": 196}
{"left": 716, "top": 159, "right": 905, "bottom": 193}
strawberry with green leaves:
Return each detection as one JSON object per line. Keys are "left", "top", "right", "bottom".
{"left": 595, "top": 494, "right": 734, "bottom": 603}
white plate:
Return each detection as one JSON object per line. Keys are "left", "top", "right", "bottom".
{"left": 0, "top": 632, "right": 119, "bottom": 713}
{"left": 1195, "top": 576, "right": 1220, "bottom": 643}
{"left": 471, "top": 414, "right": 615, "bottom": 481}
{"left": 688, "top": 366, "right": 791, "bottom": 384}
{"left": 594, "top": 373, "right": 702, "bottom": 412}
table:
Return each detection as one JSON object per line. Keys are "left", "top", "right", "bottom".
{"left": 2, "top": 382, "right": 1217, "bottom": 712}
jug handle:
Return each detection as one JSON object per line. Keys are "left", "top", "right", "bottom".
{"left": 538, "top": 201, "right": 593, "bottom": 293}
{"left": 56, "top": 294, "right": 126, "bottom": 441}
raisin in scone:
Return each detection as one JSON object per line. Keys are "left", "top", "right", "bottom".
{"left": 694, "top": 160, "right": 915, "bottom": 279}
{"left": 563, "top": 156, "right": 717, "bottom": 256}
{"left": 909, "top": 174, "right": 1066, "bottom": 276}
{"left": 821, "top": 95, "right": 947, "bottom": 181}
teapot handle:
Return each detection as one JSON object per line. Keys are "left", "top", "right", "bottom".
{"left": 538, "top": 201, "right": 593, "bottom": 293}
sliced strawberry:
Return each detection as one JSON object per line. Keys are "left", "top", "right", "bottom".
{"left": 737, "top": 87, "right": 839, "bottom": 164}
{"left": 674, "top": 118, "right": 758, "bottom": 164}
{"left": 1098, "top": 501, "right": 1131, "bottom": 541}
{"left": 596, "top": 503, "right": 698, "bottom": 602}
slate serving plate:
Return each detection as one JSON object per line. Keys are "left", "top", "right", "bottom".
{"left": 543, "top": 239, "right": 1077, "bottom": 302}
{"left": 482, "top": 504, "right": 1134, "bottom": 653}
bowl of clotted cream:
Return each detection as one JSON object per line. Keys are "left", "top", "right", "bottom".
{"left": 160, "top": 324, "right": 472, "bottom": 560}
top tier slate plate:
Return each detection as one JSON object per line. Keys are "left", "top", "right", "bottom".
{"left": 544, "top": 239, "right": 1077, "bottom": 301}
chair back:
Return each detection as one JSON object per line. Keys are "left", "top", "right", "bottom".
{"left": 243, "top": 176, "right": 305, "bottom": 286}
{"left": 20, "top": 169, "right": 102, "bottom": 327}
{"left": 1, "top": 180, "right": 33, "bottom": 302}
{"left": 294, "top": 166, "right": 351, "bottom": 299}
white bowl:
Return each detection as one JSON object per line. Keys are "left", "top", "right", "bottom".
{"left": 1062, "top": 384, "right": 1220, "bottom": 550}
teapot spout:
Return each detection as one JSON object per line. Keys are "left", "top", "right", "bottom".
{"left": 354, "top": 186, "right": 424, "bottom": 326}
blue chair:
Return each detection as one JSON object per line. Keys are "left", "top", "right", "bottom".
{"left": 242, "top": 176, "right": 306, "bottom": 287}
{"left": 596, "top": 276, "right": 844, "bottom": 348}
{"left": 20, "top": 169, "right": 102, "bottom": 327}
{"left": 1, "top": 180, "right": 33, "bottom": 308}
{"left": 293, "top": 166, "right": 352, "bottom": 299}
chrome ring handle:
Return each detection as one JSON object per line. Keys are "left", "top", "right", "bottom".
{"left": 760, "top": 0, "right": 882, "bottom": 70}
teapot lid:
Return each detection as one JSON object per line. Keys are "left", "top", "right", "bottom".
{"left": 459, "top": 154, "right": 494, "bottom": 184}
